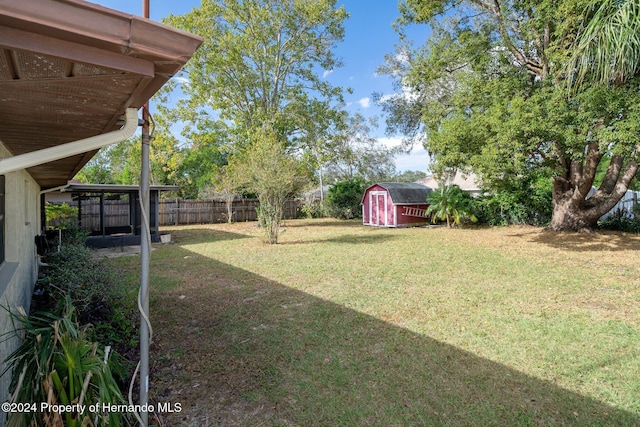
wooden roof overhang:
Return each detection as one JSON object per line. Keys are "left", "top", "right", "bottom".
{"left": 64, "top": 183, "right": 179, "bottom": 196}
{"left": 0, "top": 0, "right": 202, "bottom": 189}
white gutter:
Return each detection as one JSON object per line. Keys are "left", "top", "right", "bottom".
{"left": 0, "top": 108, "right": 139, "bottom": 175}
{"left": 39, "top": 183, "right": 72, "bottom": 195}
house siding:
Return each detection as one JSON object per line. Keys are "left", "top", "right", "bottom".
{"left": 0, "top": 142, "right": 40, "bottom": 425}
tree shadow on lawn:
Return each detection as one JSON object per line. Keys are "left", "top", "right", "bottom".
{"left": 507, "top": 229, "right": 640, "bottom": 253}
{"left": 148, "top": 246, "right": 638, "bottom": 427}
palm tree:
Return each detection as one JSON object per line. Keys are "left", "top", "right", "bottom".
{"left": 426, "top": 184, "right": 477, "bottom": 228}
{"left": 567, "top": 0, "right": 640, "bottom": 87}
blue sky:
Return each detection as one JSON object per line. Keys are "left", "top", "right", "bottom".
{"left": 91, "top": 0, "right": 431, "bottom": 173}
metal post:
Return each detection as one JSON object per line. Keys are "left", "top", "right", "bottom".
{"left": 99, "top": 192, "right": 105, "bottom": 236}
{"left": 139, "top": 4, "right": 151, "bottom": 427}
{"left": 139, "top": 106, "right": 151, "bottom": 427}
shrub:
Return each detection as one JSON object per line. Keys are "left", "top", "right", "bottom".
{"left": 44, "top": 244, "right": 117, "bottom": 320}
{"left": 300, "top": 200, "right": 327, "bottom": 219}
{"left": 37, "top": 240, "right": 138, "bottom": 375}
{"left": 427, "top": 185, "right": 477, "bottom": 227}
{"left": 1, "top": 297, "right": 131, "bottom": 426}
{"left": 476, "top": 179, "right": 552, "bottom": 226}
{"left": 326, "top": 178, "right": 367, "bottom": 219}
{"left": 45, "top": 202, "right": 78, "bottom": 229}
{"left": 241, "top": 124, "right": 306, "bottom": 244}
{"left": 598, "top": 208, "right": 640, "bottom": 233}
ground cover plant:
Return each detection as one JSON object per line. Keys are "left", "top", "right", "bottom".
{"left": 2, "top": 230, "right": 138, "bottom": 426}
{"left": 108, "top": 219, "right": 640, "bottom": 426}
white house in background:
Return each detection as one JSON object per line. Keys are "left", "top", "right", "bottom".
{"left": 416, "top": 171, "right": 482, "bottom": 196}
{"left": 0, "top": 0, "right": 201, "bottom": 419}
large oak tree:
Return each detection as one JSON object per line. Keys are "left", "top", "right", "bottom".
{"left": 380, "top": 0, "right": 640, "bottom": 231}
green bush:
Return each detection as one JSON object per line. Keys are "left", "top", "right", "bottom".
{"left": 45, "top": 202, "right": 78, "bottom": 229}
{"left": 476, "top": 179, "right": 552, "bottom": 226}
{"left": 38, "top": 241, "right": 138, "bottom": 372}
{"left": 598, "top": 208, "right": 640, "bottom": 233}
{"left": 326, "top": 178, "right": 367, "bottom": 219}
{"left": 60, "top": 226, "right": 89, "bottom": 247}
{"left": 300, "top": 201, "right": 327, "bottom": 219}
{"left": 44, "top": 244, "right": 116, "bottom": 319}
{"left": 2, "top": 297, "right": 131, "bottom": 426}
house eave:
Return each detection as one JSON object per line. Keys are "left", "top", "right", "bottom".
{"left": 0, "top": 0, "right": 203, "bottom": 189}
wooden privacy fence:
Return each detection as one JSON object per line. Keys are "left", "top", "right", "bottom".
{"left": 75, "top": 198, "right": 300, "bottom": 228}
{"left": 162, "top": 198, "right": 299, "bottom": 224}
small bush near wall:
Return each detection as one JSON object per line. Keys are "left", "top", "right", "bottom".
{"left": 2, "top": 236, "right": 138, "bottom": 426}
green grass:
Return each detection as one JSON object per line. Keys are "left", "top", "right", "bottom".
{"left": 107, "top": 219, "right": 640, "bottom": 426}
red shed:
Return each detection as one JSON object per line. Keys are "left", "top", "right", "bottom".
{"left": 362, "top": 183, "right": 432, "bottom": 227}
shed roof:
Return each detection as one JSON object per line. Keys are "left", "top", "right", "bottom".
{"left": 363, "top": 182, "right": 432, "bottom": 205}
{"left": 0, "top": 0, "right": 203, "bottom": 189}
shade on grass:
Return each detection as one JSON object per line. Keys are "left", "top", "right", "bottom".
{"left": 108, "top": 219, "right": 640, "bottom": 426}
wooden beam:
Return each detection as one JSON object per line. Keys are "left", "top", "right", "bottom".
{"left": 0, "top": 26, "right": 154, "bottom": 77}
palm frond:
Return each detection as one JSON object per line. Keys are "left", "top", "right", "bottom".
{"left": 567, "top": 0, "right": 640, "bottom": 87}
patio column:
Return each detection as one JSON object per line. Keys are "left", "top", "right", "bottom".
{"left": 100, "top": 192, "right": 105, "bottom": 236}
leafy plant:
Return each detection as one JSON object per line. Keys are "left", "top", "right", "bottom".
{"left": 1, "top": 297, "right": 130, "bottom": 427}
{"left": 242, "top": 123, "right": 306, "bottom": 244}
{"left": 300, "top": 201, "right": 326, "bottom": 219}
{"left": 326, "top": 178, "right": 367, "bottom": 219}
{"left": 44, "top": 244, "right": 116, "bottom": 318}
{"left": 45, "top": 202, "right": 78, "bottom": 230}
{"left": 475, "top": 178, "right": 552, "bottom": 226}
{"left": 598, "top": 208, "right": 640, "bottom": 233}
{"left": 37, "top": 240, "right": 138, "bottom": 381}
{"left": 426, "top": 184, "right": 477, "bottom": 228}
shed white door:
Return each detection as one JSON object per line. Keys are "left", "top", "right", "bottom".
{"left": 370, "top": 191, "right": 387, "bottom": 226}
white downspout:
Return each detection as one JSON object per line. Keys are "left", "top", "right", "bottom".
{"left": 0, "top": 108, "right": 139, "bottom": 175}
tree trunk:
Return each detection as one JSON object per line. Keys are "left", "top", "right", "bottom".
{"left": 549, "top": 190, "right": 600, "bottom": 231}
{"left": 548, "top": 154, "right": 638, "bottom": 231}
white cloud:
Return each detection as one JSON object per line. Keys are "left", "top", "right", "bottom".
{"left": 395, "top": 51, "right": 410, "bottom": 64}
{"left": 395, "top": 147, "right": 431, "bottom": 173}
{"left": 377, "top": 137, "right": 430, "bottom": 173}
{"left": 378, "top": 136, "right": 403, "bottom": 150}
{"left": 323, "top": 69, "right": 334, "bottom": 78}
{"left": 357, "top": 97, "right": 371, "bottom": 108}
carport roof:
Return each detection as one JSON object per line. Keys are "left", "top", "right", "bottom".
{"left": 0, "top": 0, "right": 202, "bottom": 189}
{"left": 63, "top": 183, "right": 179, "bottom": 193}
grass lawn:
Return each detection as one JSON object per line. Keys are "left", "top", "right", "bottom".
{"left": 107, "top": 219, "right": 640, "bottom": 426}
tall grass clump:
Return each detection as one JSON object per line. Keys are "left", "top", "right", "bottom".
{"left": 1, "top": 297, "right": 131, "bottom": 426}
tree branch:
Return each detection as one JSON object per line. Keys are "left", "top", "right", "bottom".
{"left": 576, "top": 142, "right": 602, "bottom": 197}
